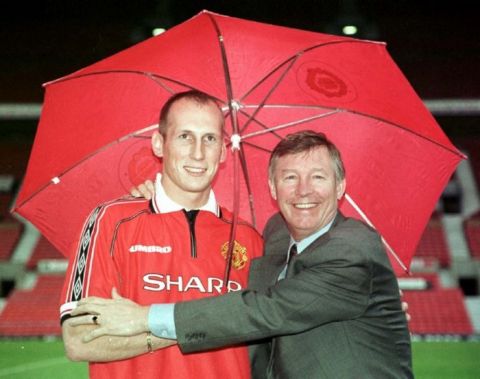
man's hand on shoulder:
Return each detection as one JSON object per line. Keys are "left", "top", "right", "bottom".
{"left": 130, "top": 179, "right": 155, "bottom": 200}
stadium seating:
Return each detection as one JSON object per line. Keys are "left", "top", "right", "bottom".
{"left": 463, "top": 211, "right": 480, "bottom": 260}
{"left": 0, "top": 174, "right": 17, "bottom": 221}
{"left": 403, "top": 288, "right": 474, "bottom": 335}
{"left": 26, "top": 235, "right": 65, "bottom": 270}
{"left": 0, "top": 222, "right": 22, "bottom": 261}
{"left": 398, "top": 272, "right": 441, "bottom": 290}
{"left": 413, "top": 212, "right": 451, "bottom": 267}
{"left": 0, "top": 193, "right": 13, "bottom": 220}
{"left": 0, "top": 274, "right": 63, "bottom": 336}
{"left": 458, "top": 138, "right": 480, "bottom": 189}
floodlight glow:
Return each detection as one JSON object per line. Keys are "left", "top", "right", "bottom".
{"left": 342, "top": 25, "right": 358, "bottom": 35}
{"left": 152, "top": 28, "right": 166, "bottom": 36}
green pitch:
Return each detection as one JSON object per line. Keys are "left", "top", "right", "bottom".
{"left": 0, "top": 339, "right": 87, "bottom": 378}
{"left": 0, "top": 339, "right": 479, "bottom": 378}
{"left": 412, "top": 340, "right": 480, "bottom": 378}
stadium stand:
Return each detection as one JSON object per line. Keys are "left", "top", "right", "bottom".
{"left": 0, "top": 274, "right": 63, "bottom": 336}
{"left": 403, "top": 288, "right": 474, "bottom": 335}
{"left": 413, "top": 211, "right": 451, "bottom": 268}
{"left": 0, "top": 222, "right": 22, "bottom": 262}
{"left": 0, "top": 174, "right": 16, "bottom": 222}
{"left": 458, "top": 139, "right": 480, "bottom": 190}
{"left": 463, "top": 210, "right": 480, "bottom": 260}
{"left": 397, "top": 272, "right": 442, "bottom": 291}
{"left": 26, "top": 235, "right": 65, "bottom": 270}
{"left": 0, "top": 193, "right": 13, "bottom": 220}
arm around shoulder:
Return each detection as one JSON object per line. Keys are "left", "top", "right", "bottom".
{"left": 62, "top": 318, "right": 174, "bottom": 362}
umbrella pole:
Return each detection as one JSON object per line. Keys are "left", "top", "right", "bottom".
{"left": 210, "top": 13, "right": 241, "bottom": 292}
{"left": 222, "top": 143, "right": 240, "bottom": 293}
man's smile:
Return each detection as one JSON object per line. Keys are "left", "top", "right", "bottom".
{"left": 292, "top": 202, "right": 317, "bottom": 209}
{"left": 184, "top": 166, "right": 207, "bottom": 174}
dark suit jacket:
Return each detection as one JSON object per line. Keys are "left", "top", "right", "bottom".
{"left": 175, "top": 212, "right": 413, "bottom": 378}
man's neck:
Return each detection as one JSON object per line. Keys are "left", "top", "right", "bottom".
{"left": 163, "top": 189, "right": 209, "bottom": 210}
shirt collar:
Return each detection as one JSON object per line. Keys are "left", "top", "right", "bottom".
{"left": 151, "top": 173, "right": 219, "bottom": 216}
{"left": 290, "top": 213, "right": 336, "bottom": 254}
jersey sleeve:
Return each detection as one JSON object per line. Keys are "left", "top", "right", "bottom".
{"left": 59, "top": 202, "right": 120, "bottom": 323}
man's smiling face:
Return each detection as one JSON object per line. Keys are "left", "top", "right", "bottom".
{"left": 153, "top": 97, "right": 226, "bottom": 209}
{"left": 269, "top": 146, "right": 345, "bottom": 241}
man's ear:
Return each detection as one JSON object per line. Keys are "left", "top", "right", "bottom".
{"left": 336, "top": 178, "right": 346, "bottom": 200}
{"left": 268, "top": 178, "right": 277, "bottom": 200}
{"left": 151, "top": 131, "right": 164, "bottom": 158}
{"left": 219, "top": 141, "right": 227, "bottom": 163}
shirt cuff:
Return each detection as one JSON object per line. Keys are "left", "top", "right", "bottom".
{"left": 148, "top": 303, "right": 177, "bottom": 339}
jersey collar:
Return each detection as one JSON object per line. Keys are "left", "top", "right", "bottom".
{"left": 151, "top": 173, "right": 220, "bottom": 217}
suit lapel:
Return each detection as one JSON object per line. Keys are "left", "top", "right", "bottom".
{"left": 249, "top": 235, "right": 289, "bottom": 290}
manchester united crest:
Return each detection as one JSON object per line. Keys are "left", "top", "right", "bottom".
{"left": 221, "top": 240, "right": 248, "bottom": 270}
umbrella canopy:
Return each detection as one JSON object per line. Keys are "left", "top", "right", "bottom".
{"left": 13, "top": 10, "right": 464, "bottom": 273}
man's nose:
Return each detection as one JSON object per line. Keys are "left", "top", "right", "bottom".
{"left": 295, "top": 177, "right": 311, "bottom": 196}
{"left": 190, "top": 139, "right": 205, "bottom": 160}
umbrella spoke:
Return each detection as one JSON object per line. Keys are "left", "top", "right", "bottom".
{"left": 207, "top": 13, "right": 236, "bottom": 132}
{"left": 239, "top": 57, "right": 299, "bottom": 135}
{"left": 146, "top": 73, "right": 187, "bottom": 96}
{"left": 344, "top": 193, "right": 408, "bottom": 273}
{"left": 241, "top": 109, "right": 341, "bottom": 141}
{"left": 15, "top": 124, "right": 159, "bottom": 208}
{"left": 237, "top": 108, "right": 284, "bottom": 142}
{"left": 238, "top": 145, "right": 257, "bottom": 228}
{"left": 240, "top": 141, "right": 273, "bottom": 154}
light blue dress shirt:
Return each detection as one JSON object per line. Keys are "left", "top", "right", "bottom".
{"left": 149, "top": 216, "right": 336, "bottom": 339}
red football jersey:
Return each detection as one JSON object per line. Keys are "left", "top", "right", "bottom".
{"left": 60, "top": 197, "right": 263, "bottom": 379}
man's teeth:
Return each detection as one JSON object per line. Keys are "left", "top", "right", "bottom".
{"left": 186, "top": 167, "right": 206, "bottom": 173}
{"left": 294, "top": 203, "right": 315, "bottom": 209}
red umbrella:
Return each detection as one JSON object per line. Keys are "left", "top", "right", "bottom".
{"left": 13, "top": 10, "right": 464, "bottom": 274}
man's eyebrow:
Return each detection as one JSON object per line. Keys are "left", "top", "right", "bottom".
{"left": 279, "top": 168, "right": 298, "bottom": 174}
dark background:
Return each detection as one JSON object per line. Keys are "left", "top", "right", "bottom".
{"left": 1, "top": 0, "right": 478, "bottom": 101}
{"left": 0, "top": 0, "right": 478, "bottom": 175}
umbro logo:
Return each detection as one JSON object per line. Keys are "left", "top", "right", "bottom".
{"left": 129, "top": 245, "right": 172, "bottom": 253}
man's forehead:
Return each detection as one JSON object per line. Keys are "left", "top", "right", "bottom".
{"left": 275, "top": 147, "right": 332, "bottom": 170}
{"left": 280, "top": 146, "right": 329, "bottom": 161}
{"left": 170, "top": 97, "right": 222, "bottom": 115}
{"left": 168, "top": 99, "right": 223, "bottom": 122}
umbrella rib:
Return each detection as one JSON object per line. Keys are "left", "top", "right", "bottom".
{"left": 340, "top": 109, "right": 467, "bottom": 159}
{"left": 239, "top": 39, "right": 381, "bottom": 102}
{"left": 237, "top": 102, "right": 464, "bottom": 158}
{"left": 344, "top": 193, "right": 408, "bottom": 273}
{"left": 231, "top": 37, "right": 463, "bottom": 156}
{"left": 145, "top": 73, "right": 183, "bottom": 96}
{"left": 238, "top": 141, "right": 273, "bottom": 154}
{"left": 14, "top": 124, "right": 159, "bottom": 209}
{"left": 236, "top": 108, "right": 285, "bottom": 142}
{"left": 238, "top": 145, "right": 257, "bottom": 227}
{"left": 241, "top": 110, "right": 341, "bottom": 140}
{"left": 207, "top": 12, "right": 235, "bottom": 125}
{"left": 232, "top": 103, "right": 338, "bottom": 144}
{"left": 239, "top": 58, "right": 300, "bottom": 135}
{"left": 45, "top": 70, "right": 228, "bottom": 106}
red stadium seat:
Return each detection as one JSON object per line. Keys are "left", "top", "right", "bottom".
{"left": 26, "top": 235, "right": 65, "bottom": 270}
{"left": 413, "top": 213, "right": 451, "bottom": 267}
{"left": 463, "top": 211, "right": 480, "bottom": 260}
{"left": 0, "top": 275, "right": 64, "bottom": 336}
{"left": 403, "top": 289, "right": 474, "bottom": 335}
{"left": 0, "top": 222, "right": 22, "bottom": 261}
